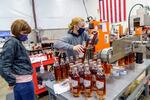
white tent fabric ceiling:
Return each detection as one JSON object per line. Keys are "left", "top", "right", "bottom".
{"left": 0, "top": 0, "right": 87, "bottom": 30}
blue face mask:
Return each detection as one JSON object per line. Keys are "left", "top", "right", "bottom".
{"left": 77, "top": 28, "right": 85, "bottom": 35}
{"left": 18, "top": 34, "right": 28, "bottom": 41}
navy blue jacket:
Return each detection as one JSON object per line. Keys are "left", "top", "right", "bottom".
{"left": 0, "top": 37, "right": 33, "bottom": 86}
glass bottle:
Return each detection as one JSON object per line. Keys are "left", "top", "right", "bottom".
{"left": 60, "top": 59, "right": 67, "bottom": 80}
{"left": 84, "top": 59, "right": 88, "bottom": 65}
{"left": 105, "top": 64, "right": 112, "bottom": 77}
{"left": 54, "top": 60, "right": 61, "bottom": 82}
{"left": 68, "top": 64, "right": 74, "bottom": 93}
{"left": 102, "top": 62, "right": 112, "bottom": 76}
{"left": 89, "top": 60, "right": 94, "bottom": 72}
{"left": 65, "top": 57, "right": 70, "bottom": 78}
{"left": 101, "top": 62, "right": 106, "bottom": 74}
{"left": 91, "top": 63, "right": 97, "bottom": 91}
{"left": 78, "top": 63, "right": 84, "bottom": 94}
{"left": 96, "top": 68, "right": 106, "bottom": 99}
{"left": 118, "top": 58, "right": 125, "bottom": 67}
{"left": 93, "top": 53, "right": 98, "bottom": 62}
{"left": 70, "top": 56, "right": 75, "bottom": 64}
{"left": 124, "top": 55, "right": 129, "bottom": 65}
{"left": 71, "top": 67, "right": 80, "bottom": 97}
{"left": 40, "top": 60, "right": 45, "bottom": 74}
{"left": 129, "top": 53, "right": 135, "bottom": 64}
{"left": 84, "top": 64, "right": 93, "bottom": 97}
{"left": 97, "top": 59, "right": 102, "bottom": 67}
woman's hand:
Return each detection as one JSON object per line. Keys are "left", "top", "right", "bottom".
{"left": 8, "top": 86, "right": 14, "bottom": 90}
{"left": 73, "top": 44, "right": 85, "bottom": 53}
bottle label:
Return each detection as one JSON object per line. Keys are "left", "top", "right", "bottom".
{"left": 92, "top": 75, "right": 96, "bottom": 81}
{"left": 72, "top": 80, "right": 78, "bottom": 87}
{"left": 80, "top": 78, "right": 83, "bottom": 84}
{"left": 96, "top": 81, "right": 104, "bottom": 89}
{"left": 84, "top": 80, "right": 91, "bottom": 87}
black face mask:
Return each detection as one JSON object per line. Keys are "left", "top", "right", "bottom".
{"left": 77, "top": 28, "right": 85, "bottom": 35}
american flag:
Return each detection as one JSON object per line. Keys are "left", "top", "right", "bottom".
{"left": 99, "top": 0, "right": 126, "bottom": 23}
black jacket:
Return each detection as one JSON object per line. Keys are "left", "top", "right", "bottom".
{"left": 0, "top": 37, "right": 33, "bottom": 86}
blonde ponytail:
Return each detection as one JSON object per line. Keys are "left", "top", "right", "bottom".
{"left": 68, "top": 17, "right": 84, "bottom": 30}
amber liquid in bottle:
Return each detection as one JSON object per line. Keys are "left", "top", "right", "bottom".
{"left": 101, "top": 62, "right": 108, "bottom": 76}
{"left": 118, "top": 58, "right": 125, "bottom": 67}
{"left": 71, "top": 67, "right": 80, "bottom": 97}
{"left": 78, "top": 63, "right": 84, "bottom": 94}
{"left": 84, "top": 65, "right": 93, "bottom": 97}
{"left": 60, "top": 59, "right": 67, "bottom": 80}
{"left": 65, "top": 57, "right": 70, "bottom": 78}
{"left": 105, "top": 64, "right": 112, "bottom": 76}
{"left": 54, "top": 61, "right": 61, "bottom": 82}
{"left": 96, "top": 68, "right": 106, "bottom": 99}
{"left": 68, "top": 64, "right": 74, "bottom": 93}
{"left": 124, "top": 56, "right": 129, "bottom": 65}
{"left": 90, "top": 62, "right": 97, "bottom": 91}
{"left": 129, "top": 53, "right": 135, "bottom": 64}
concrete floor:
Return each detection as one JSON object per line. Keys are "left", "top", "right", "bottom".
{"left": 0, "top": 76, "right": 12, "bottom": 100}
{"left": 0, "top": 76, "right": 49, "bottom": 100}
{"left": 0, "top": 76, "right": 150, "bottom": 100}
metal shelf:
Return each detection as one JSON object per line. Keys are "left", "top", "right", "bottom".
{"left": 127, "top": 74, "right": 150, "bottom": 100}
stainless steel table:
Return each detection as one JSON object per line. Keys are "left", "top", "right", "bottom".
{"left": 46, "top": 59, "right": 150, "bottom": 100}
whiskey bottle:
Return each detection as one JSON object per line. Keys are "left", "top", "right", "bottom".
{"left": 89, "top": 60, "right": 94, "bottom": 73}
{"left": 105, "top": 63, "right": 112, "bottom": 77}
{"left": 70, "top": 56, "right": 75, "bottom": 64}
{"left": 60, "top": 59, "right": 67, "bottom": 80}
{"left": 54, "top": 60, "right": 61, "bottom": 82}
{"left": 102, "top": 62, "right": 112, "bottom": 76}
{"left": 124, "top": 55, "right": 129, "bottom": 65}
{"left": 65, "top": 57, "right": 70, "bottom": 78}
{"left": 78, "top": 63, "right": 84, "bottom": 94}
{"left": 96, "top": 68, "right": 106, "bottom": 99}
{"left": 118, "top": 58, "right": 125, "bottom": 67}
{"left": 68, "top": 64, "right": 74, "bottom": 93}
{"left": 129, "top": 53, "right": 135, "bottom": 64}
{"left": 71, "top": 67, "right": 80, "bottom": 97}
{"left": 91, "top": 63, "right": 97, "bottom": 91}
{"left": 84, "top": 64, "right": 93, "bottom": 97}
{"left": 97, "top": 59, "right": 102, "bottom": 67}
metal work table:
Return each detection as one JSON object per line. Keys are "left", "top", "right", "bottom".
{"left": 46, "top": 59, "right": 150, "bottom": 100}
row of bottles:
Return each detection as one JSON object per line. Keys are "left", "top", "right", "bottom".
{"left": 53, "top": 57, "right": 70, "bottom": 82}
{"left": 118, "top": 53, "right": 135, "bottom": 67}
{"left": 53, "top": 54, "right": 113, "bottom": 99}
{"left": 69, "top": 60, "right": 106, "bottom": 99}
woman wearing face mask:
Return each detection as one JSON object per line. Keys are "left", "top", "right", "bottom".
{"left": 54, "top": 17, "right": 97, "bottom": 59}
{"left": 0, "top": 19, "right": 34, "bottom": 100}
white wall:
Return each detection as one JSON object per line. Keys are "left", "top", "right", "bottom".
{"left": 85, "top": 0, "right": 100, "bottom": 19}
{"left": 0, "top": 0, "right": 34, "bottom": 30}
{"left": 34, "top": 0, "right": 87, "bottom": 29}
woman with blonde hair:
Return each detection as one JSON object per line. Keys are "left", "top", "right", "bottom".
{"left": 54, "top": 17, "right": 97, "bottom": 59}
{"left": 0, "top": 19, "right": 34, "bottom": 100}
